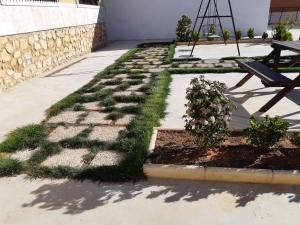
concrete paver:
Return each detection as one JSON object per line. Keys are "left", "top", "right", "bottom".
{"left": 1, "top": 175, "right": 300, "bottom": 225}
{"left": 0, "top": 41, "right": 140, "bottom": 142}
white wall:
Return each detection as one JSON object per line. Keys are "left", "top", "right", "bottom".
{"left": 0, "top": 4, "right": 103, "bottom": 36}
{"left": 104, "top": 0, "right": 271, "bottom": 41}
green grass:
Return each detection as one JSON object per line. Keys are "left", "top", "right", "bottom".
{"left": 0, "top": 124, "right": 48, "bottom": 153}
{"left": 0, "top": 158, "right": 23, "bottom": 177}
{"left": 47, "top": 94, "right": 80, "bottom": 117}
{"left": 165, "top": 43, "right": 176, "bottom": 64}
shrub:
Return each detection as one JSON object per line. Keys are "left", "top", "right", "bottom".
{"left": 272, "top": 21, "right": 293, "bottom": 41}
{"left": 247, "top": 28, "right": 255, "bottom": 39}
{"left": 244, "top": 115, "right": 289, "bottom": 148}
{"left": 0, "top": 124, "right": 47, "bottom": 152}
{"left": 176, "top": 15, "right": 192, "bottom": 42}
{"left": 0, "top": 159, "right": 23, "bottom": 177}
{"left": 290, "top": 133, "right": 300, "bottom": 147}
{"left": 236, "top": 29, "right": 242, "bottom": 40}
{"left": 183, "top": 76, "right": 236, "bottom": 148}
{"left": 223, "top": 29, "right": 231, "bottom": 44}
{"left": 191, "top": 31, "right": 200, "bottom": 42}
{"left": 262, "top": 32, "right": 269, "bottom": 39}
{"left": 209, "top": 24, "right": 216, "bottom": 35}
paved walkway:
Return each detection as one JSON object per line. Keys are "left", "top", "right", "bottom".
{"left": 1, "top": 175, "right": 300, "bottom": 225}
{"left": 0, "top": 41, "right": 139, "bottom": 142}
{"left": 161, "top": 73, "right": 300, "bottom": 130}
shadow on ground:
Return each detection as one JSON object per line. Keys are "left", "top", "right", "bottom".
{"left": 22, "top": 178, "right": 300, "bottom": 215}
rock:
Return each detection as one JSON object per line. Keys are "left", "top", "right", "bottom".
{"left": 13, "top": 51, "right": 21, "bottom": 59}
{"left": 0, "top": 37, "right": 8, "bottom": 46}
{"left": 1, "top": 50, "right": 11, "bottom": 62}
{"left": 19, "top": 38, "right": 29, "bottom": 50}
{"left": 34, "top": 42, "right": 41, "bottom": 50}
{"left": 5, "top": 43, "right": 14, "bottom": 54}
{"left": 56, "top": 38, "right": 62, "bottom": 47}
{"left": 40, "top": 40, "right": 47, "bottom": 50}
{"left": 28, "top": 36, "right": 35, "bottom": 45}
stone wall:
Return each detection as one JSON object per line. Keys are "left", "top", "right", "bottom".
{"left": 0, "top": 23, "right": 106, "bottom": 92}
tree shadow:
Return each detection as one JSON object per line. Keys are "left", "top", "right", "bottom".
{"left": 22, "top": 178, "right": 300, "bottom": 215}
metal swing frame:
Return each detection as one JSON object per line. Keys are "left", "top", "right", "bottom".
{"left": 189, "top": 0, "right": 241, "bottom": 57}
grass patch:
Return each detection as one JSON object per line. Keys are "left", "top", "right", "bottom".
{"left": 114, "top": 95, "right": 146, "bottom": 103}
{"left": 0, "top": 124, "right": 47, "bottom": 153}
{"left": 47, "top": 94, "right": 80, "bottom": 117}
{"left": 102, "top": 96, "right": 116, "bottom": 107}
{"left": 0, "top": 158, "right": 23, "bottom": 177}
{"left": 165, "top": 43, "right": 176, "bottom": 64}
{"left": 106, "top": 111, "right": 124, "bottom": 120}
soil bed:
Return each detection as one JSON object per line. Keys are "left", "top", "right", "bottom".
{"left": 149, "top": 130, "right": 300, "bottom": 170}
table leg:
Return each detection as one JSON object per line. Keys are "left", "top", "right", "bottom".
{"left": 262, "top": 50, "right": 276, "bottom": 65}
{"left": 273, "top": 49, "right": 282, "bottom": 70}
{"left": 288, "top": 55, "right": 300, "bottom": 67}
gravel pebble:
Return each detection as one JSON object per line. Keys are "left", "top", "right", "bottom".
{"left": 48, "top": 126, "right": 88, "bottom": 142}
{"left": 89, "top": 126, "right": 126, "bottom": 142}
{"left": 89, "top": 150, "right": 125, "bottom": 167}
{"left": 47, "top": 111, "right": 85, "bottom": 124}
{"left": 81, "top": 112, "right": 112, "bottom": 125}
{"left": 115, "top": 115, "right": 135, "bottom": 125}
{"left": 10, "top": 149, "right": 39, "bottom": 162}
{"left": 82, "top": 102, "right": 102, "bottom": 111}
{"left": 42, "top": 148, "right": 89, "bottom": 168}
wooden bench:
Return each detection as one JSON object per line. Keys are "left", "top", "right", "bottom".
{"left": 235, "top": 58, "right": 300, "bottom": 112}
{"left": 235, "top": 58, "right": 292, "bottom": 87}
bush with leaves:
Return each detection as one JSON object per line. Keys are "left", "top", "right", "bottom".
{"left": 262, "top": 32, "right": 269, "bottom": 39}
{"left": 272, "top": 21, "right": 293, "bottom": 41}
{"left": 183, "top": 76, "right": 236, "bottom": 148}
{"left": 176, "top": 15, "right": 192, "bottom": 42}
{"left": 244, "top": 115, "right": 289, "bottom": 148}
{"left": 223, "top": 29, "right": 231, "bottom": 44}
{"left": 290, "top": 133, "right": 300, "bottom": 147}
{"left": 247, "top": 28, "right": 255, "bottom": 39}
{"left": 236, "top": 29, "right": 242, "bottom": 40}
{"left": 191, "top": 31, "right": 200, "bottom": 42}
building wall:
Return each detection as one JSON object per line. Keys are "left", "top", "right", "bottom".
{"left": 0, "top": 4, "right": 106, "bottom": 92}
{"left": 104, "top": 0, "right": 271, "bottom": 40}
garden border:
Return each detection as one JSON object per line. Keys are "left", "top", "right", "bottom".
{"left": 144, "top": 127, "right": 300, "bottom": 185}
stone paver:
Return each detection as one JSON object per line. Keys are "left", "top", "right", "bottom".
{"left": 88, "top": 126, "right": 126, "bottom": 142}
{"left": 114, "top": 103, "right": 138, "bottom": 108}
{"left": 41, "top": 148, "right": 89, "bottom": 168}
{"left": 89, "top": 150, "right": 125, "bottom": 167}
{"left": 113, "top": 91, "right": 144, "bottom": 96}
{"left": 48, "top": 125, "right": 88, "bottom": 142}
{"left": 115, "top": 115, "right": 135, "bottom": 125}
{"left": 81, "top": 112, "right": 112, "bottom": 125}
{"left": 102, "top": 85, "right": 118, "bottom": 90}
{"left": 82, "top": 102, "right": 102, "bottom": 111}
{"left": 47, "top": 111, "right": 84, "bottom": 124}
{"left": 127, "top": 84, "right": 144, "bottom": 91}
{"left": 10, "top": 148, "right": 39, "bottom": 162}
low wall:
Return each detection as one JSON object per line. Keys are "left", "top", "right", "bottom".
{"left": 104, "top": 0, "right": 271, "bottom": 40}
{"left": 0, "top": 23, "right": 106, "bottom": 92}
{"left": 0, "top": 4, "right": 103, "bottom": 37}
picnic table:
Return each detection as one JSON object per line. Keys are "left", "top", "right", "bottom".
{"left": 262, "top": 40, "right": 300, "bottom": 69}
{"left": 234, "top": 41, "right": 300, "bottom": 112}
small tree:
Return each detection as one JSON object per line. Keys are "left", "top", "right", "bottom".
{"left": 236, "top": 29, "right": 242, "bottom": 40}
{"left": 262, "top": 32, "right": 269, "bottom": 40}
{"left": 176, "top": 15, "right": 192, "bottom": 42}
{"left": 247, "top": 28, "right": 255, "bottom": 39}
{"left": 223, "top": 29, "right": 231, "bottom": 44}
{"left": 183, "top": 76, "right": 236, "bottom": 148}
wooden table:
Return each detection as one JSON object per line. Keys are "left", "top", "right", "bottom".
{"left": 262, "top": 40, "right": 300, "bottom": 69}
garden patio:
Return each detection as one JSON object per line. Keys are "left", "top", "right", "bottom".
{"left": 2, "top": 0, "right": 300, "bottom": 223}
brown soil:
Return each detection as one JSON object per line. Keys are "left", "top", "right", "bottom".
{"left": 149, "top": 130, "right": 300, "bottom": 170}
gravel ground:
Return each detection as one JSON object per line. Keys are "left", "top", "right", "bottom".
{"left": 114, "top": 74, "right": 128, "bottom": 79}
{"left": 41, "top": 148, "right": 89, "bottom": 168}
{"left": 115, "top": 115, "right": 135, "bottom": 125}
{"left": 88, "top": 126, "right": 126, "bottom": 142}
{"left": 114, "top": 103, "right": 138, "bottom": 108}
{"left": 47, "top": 111, "right": 85, "bottom": 124}
{"left": 89, "top": 150, "right": 125, "bottom": 167}
{"left": 127, "top": 84, "right": 144, "bottom": 91}
{"left": 10, "top": 149, "right": 39, "bottom": 162}
{"left": 113, "top": 91, "right": 144, "bottom": 96}
{"left": 48, "top": 125, "right": 88, "bottom": 142}
{"left": 82, "top": 102, "right": 102, "bottom": 111}
{"left": 80, "top": 112, "right": 112, "bottom": 125}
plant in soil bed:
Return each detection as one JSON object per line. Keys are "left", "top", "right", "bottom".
{"left": 244, "top": 115, "right": 289, "bottom": 148}
{"left": 183, "top": 76, "right": 236, "bottom": 148}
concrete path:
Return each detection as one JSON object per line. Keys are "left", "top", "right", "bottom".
{"left": 0, "top": 41, "right": 139, "bottom": 142}
{"left": 175, "top": 43, "right": 297, "bottom": 59}
{"left": 1, "top": 175, "right": 300, "bottom": 225}
{"left": 161, "top": 73, "right": 300, "bottom": 130}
